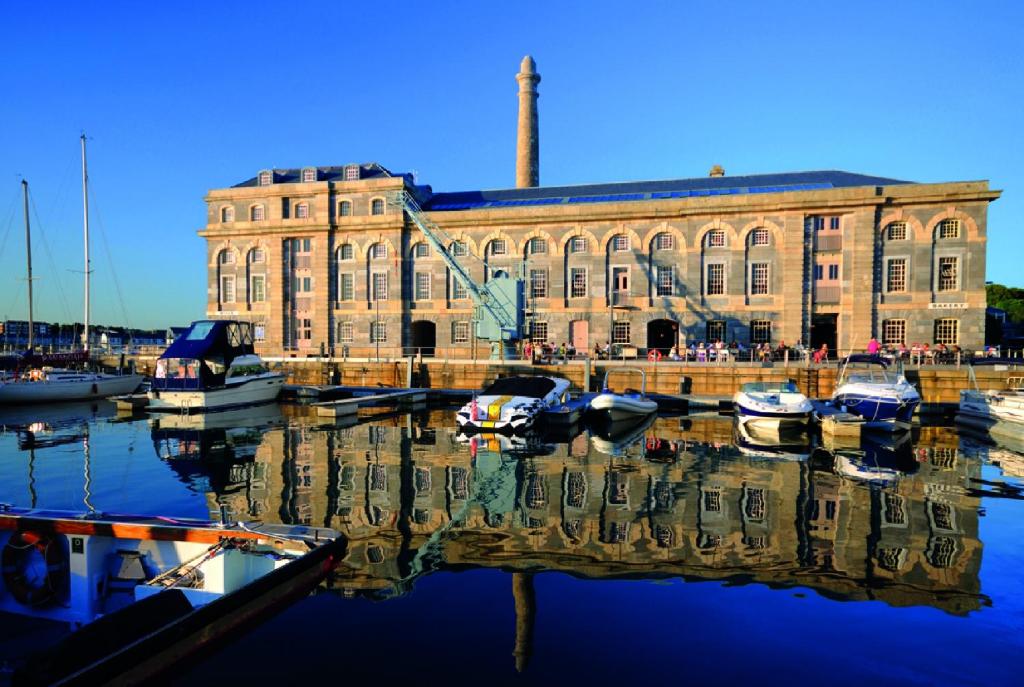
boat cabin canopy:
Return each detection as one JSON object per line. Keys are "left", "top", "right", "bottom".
{"left": 154, "top": 321, "right": 256, "bottom": 389}
{"left": 741, "top": 381, "right": 800, "bottom": 394}
{"left": 481, "top": 376, "right": 563, "bottom": 399}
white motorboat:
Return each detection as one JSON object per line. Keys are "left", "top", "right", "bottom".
{"left": 733, "top": 418, "right": 812, "bottom": 461}
{"left": 456, "top": 375, "right": 570, "bottom": 434}
{"left": 830, "top": 355, "right": 920, "bottom": 431}
{"left": 589, "top": 368, "right": 659, "bottom": 422}
{"left": 957, "top": 359, "right": 1024, "bottom": 429}
{"left": 148, "top": 321, "right": 284, "bottom": 413}
{"left": 732, "top": 381, "right": 812, "bottom": 428}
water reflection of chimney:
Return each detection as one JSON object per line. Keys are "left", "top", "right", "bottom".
{"left": 512, "top": 572, "right": 536, "bottom": 672}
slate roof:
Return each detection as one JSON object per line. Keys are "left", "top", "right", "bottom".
{"left": 423, "top": 170, "right": 912, "bottom": 211}
{"left": 232, "top": 163, "right": 413, "bottom": 188}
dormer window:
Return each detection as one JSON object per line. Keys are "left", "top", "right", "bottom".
{"left": 338, "top": 200, "right": 352, "bottom": 217}
{"left": 258, "top": 170, "right": 273, "bottom": 186}
{"left": 220, "top": 206, "right": 234, "bottom": 223}
{"left": 344, "top": 165, "right": 360, "bottom": 181}
{"left": 371, "top": 198, "right": 385, "bottom": 215}
{"left": 295, "top": 202, "right": 309, "bottom": 219}
{"left": 301, "top": 167, "right": 317, "bottom": 183}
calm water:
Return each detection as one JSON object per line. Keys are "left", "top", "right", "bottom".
{"left": 1, "top": 402, "right": 1023, "bottom": 685}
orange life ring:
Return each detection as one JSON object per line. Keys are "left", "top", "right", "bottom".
{"left": 2, "top": 530, "right": 67, "bottom": 607}
{"left": 647, "top": 350, "right": 662, "bottom": 362}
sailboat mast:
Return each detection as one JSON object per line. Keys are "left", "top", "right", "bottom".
{"left": 22, "top": 180, "right": 34, "bottom": 350}
{"left": 81, "top": 134, "right": 90, "bottom": 353}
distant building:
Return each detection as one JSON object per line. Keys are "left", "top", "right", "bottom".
{"left": 199, "top": 58, "right": 999, "bottom": 357}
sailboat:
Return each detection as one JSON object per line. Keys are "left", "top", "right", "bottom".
{"left": 0, "top": 136, "right": 144, "bottom": 403}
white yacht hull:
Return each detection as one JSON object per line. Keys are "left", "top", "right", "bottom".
{"left": 959, "top": 389, "right": 1024, "bottom": 426}
{"left": 732, "top": 390, "right": 812, "bottom": 429}
{"left": 0, "top": 374, "right": 144, "bottom": 404}
{"left": 147, "top": 374, "right": 284, "bottom": 412}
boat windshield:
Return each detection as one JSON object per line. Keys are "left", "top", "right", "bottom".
{"left": 228, "top": 363, "right": 267, "bottom": 378}
{"left": 845, "top": 368, "right": 897, "bottom": 385}
{"left": 481, "top": 376, "right": 557, "bottom": 398}
{"left": 742, "top": 382, "right": 799, "bottom": 394}
{"left": 186, "top": 322, "right": 216, "bottom": 341}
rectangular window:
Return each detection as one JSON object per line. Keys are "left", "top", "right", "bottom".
{"left": 254, "top": 324, "right": 266, "bottom": 342}
{"left": 656, "top": 265, "right": 674, "bottom": 296}
{"left": 938, "top": 219, "right": 960, "bottom": 239}
{"left": 339, "top": 273, "right": 354, "bottom": 301}
{"left": 612, "top": 321, "right": 631, "bottom": 344}
{"left": 882, "top": 319, "right": 906, "bottom": 346}
{"left": 370, "top": 321, "right": 387, "bottom": 343}
{"left": 750, "top": 263, "right": 769, "bottom": 295}
{"left": 338, "top": 321, "right": 354, "bottom": 343}
{"left": 295, "top": 203, "right": 309, "bottom": 219}
{"left": 814, "top": 264, "right": 823, "bottom": 280}
{"left": 339, "top": 244, "right": 353, "bottom": 261}
{"left": 452, "top": 321, "right": 470, "bottom": 344}
{"left": 706, "top": 320, "right": 726, "bottom": 343}
{"left": 451, "top": 275, "right": 467, "bottom": 300}
{"left": 372, "top": 272, "right": 388, "bottom": 301}
{"left": 338, "top": 201, "right": 352, "bottom": 217}
{"left": 489, "top": 239, "right": 507, "bottom": 256}
{"left": 934, "top": 318, "right": 959, "bottom": 345}
{"left": 751, "top": 228, "right": 769, "bottom": 246}
{"left": 809, "top": 216, "right": 824, "bottom": 231}
{"left": 250, "top": 275, "right": 265, "bottom": 303}
{"left": 886, "top": 258, "right": 907, "bottom": 293}
{"left": 570, "top": 267, "right": 588, "bottom": 298}
{"left": 530, "top": 321, "right": 548, "bottom": 344}
{"left": 414, "top": 243, "right": 430, "bottom": 258}
{"left": 345, "top": 165, "right": 359, "bottom": 181}
{"left": 655, "top": 233, "right": 673, "bottom": 250}
{"left": 251, "top": 205, "right": 265, "bottom": 221}
{"left": 220, "top": 276, "right": 235, "bottom": 303}
{"left": 414, "top": 272, "right": 431, "bottom": 301}
{"left": 750, "top": 320, "right": 771, "bottom": 344}
{"left": 887, "top": 222, "right": 907, "bottom": 240}
{"left": 706, "top": 263, "right": 725, "bottom": 295}
{"left": 371, "top": 199, "right": 384, "bottom": 215}
{"left": 219, "top": 251, "right": 235, "bottom": 265}
{"left": 297, "top": 318, "right": 312, "bottom": 341}
{"left": 569, "top": 236, "right": 587, "bottom": 253}
{"left": 612, "top": 235, "right": 630, "bottom": 252}
{"left": 529, "top": 269, "right": 548, "bottom": 298}
{"left": 828, "top": 264, "right": 840, "bottom": 280}
{"left": 830, "top": 216, "right": 841, "bottom": 230}
{"left": 250, "top": 248, "right": 265, "bottom": 263}
{"left": 938, "top": 256, "right": 959, "bottom": 291}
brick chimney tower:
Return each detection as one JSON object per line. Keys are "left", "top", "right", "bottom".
{"left": 515, "top": 55, "right": 540, "bottom": 188}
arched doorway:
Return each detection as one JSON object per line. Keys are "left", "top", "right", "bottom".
{"left": 646, "top": 319, "right": 678, "bottom": 354}
{"left": 410, "top": 320, "right": 436, "bottom": 357}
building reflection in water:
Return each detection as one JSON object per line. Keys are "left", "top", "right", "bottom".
{"left": 151, "top": 409, "right": 987, "bottom": 667}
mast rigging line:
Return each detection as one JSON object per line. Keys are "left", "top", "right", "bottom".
{"left": 0, "top": 186, "right": 20, "bottom": 266}
{"left": 87, "top": 183, "right": 133, "bottom": 333}
{"left": 27, "top": 191, "right": 74, "bottom": 324}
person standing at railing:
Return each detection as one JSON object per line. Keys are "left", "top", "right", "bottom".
{"left": 813, "top": 343, "right": 828, "bottom": 364}
{"left": 867, "top": 336, "right": 880, "bottom": 355}
{"left": 524, "top": 341, "right": 533, "bottom": 362}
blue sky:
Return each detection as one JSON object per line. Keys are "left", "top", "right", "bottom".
{"left": 0, "top": 1, "right": 1020, "bottom": 328}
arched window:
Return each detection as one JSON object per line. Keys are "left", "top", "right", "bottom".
{"left": 371, "top": 198, "right": 385, "bottom": 215}
{"left": 250, "top": 204, "right": 265, "bottom": 222}
{"left": 568, "top": 236, "right": 588, "bottom": 254}
{"left": 937, "top": 219, "right": 960, "bottom": 239}
{"left": 412, "top": 242, "right": 430, "bottom": 258}
{"left": 451, "top": 241, "right": 468, "bottom": 257}
{"left": 338, "top": 243, "right": 354, "bottom": 261}
{"left": 218, "top": 249, "right": 235, "bottom": 265}
{"left": 610, "top": 234, "right": 630, "bottom": 252}
{"left": 749, "top": 228, "right": 769, "bottom": 247}
{"left": 247, "top": 247, "right": 264, "bottom": 264}
{"left": 653, "top": 233, "right": 673, "bottom": 251}
{"left": 295, "top": 202, "right": 309, "bottom": 219}
{"left": 221, "top": 206, "right": 234, "bottom": 223}
{"left": 526, "top": 237, "right": 547, "bottom": 256}
{"left": 488, "top": 239, "right": 507, "bottom": 256}
{"left": 338, "top": 200, "right": 352, "bottom": 217}
{"left": 706, "top": 229, "right": 726, "bottom": 248}
{"left": 886, "top": 222, "right": 908, "bottom": 241}
{"left": 369, "top": 242, "right": 387, "bottom": 260}
{"left": 258, "top": 170, "right": 272, "bottom": 186}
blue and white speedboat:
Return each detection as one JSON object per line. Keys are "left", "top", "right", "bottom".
{"left": 831, "top": 355, "right": 920, "bottom": 431}
{"left": 732, "top": 381, "right": 812, "bottom": 428}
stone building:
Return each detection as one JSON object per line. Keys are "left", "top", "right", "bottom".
{"left": 198, "top": 57, "right": 999, "bottom": 357}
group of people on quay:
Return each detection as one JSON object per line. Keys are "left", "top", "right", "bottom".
{"left": 519, "top": 337, "right": 1000, "bottom": 365}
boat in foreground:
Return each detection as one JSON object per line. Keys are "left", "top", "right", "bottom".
{"left": 456, "top": 376, "right": 571, "bottom": 434}
{"left": 1, "top": 506, "right": 344, "bottom": 685}
{"left": 589, "top": 368, "right": 659, "bottom": 422}
{"left": 148, "top": 320, "right": 284, "bottom": 413}
{"left": 732, "top": 380, "right": 812, "bottom": 428}
{"left": 830, "top": 355, "right": 920, "bottom": 431}
{"left": 957, "top": 359, "right": 1024, "bottom": 429}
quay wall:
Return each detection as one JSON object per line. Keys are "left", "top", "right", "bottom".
{"left": 103, "top": 354, "right": 1008, "bottom": 407}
